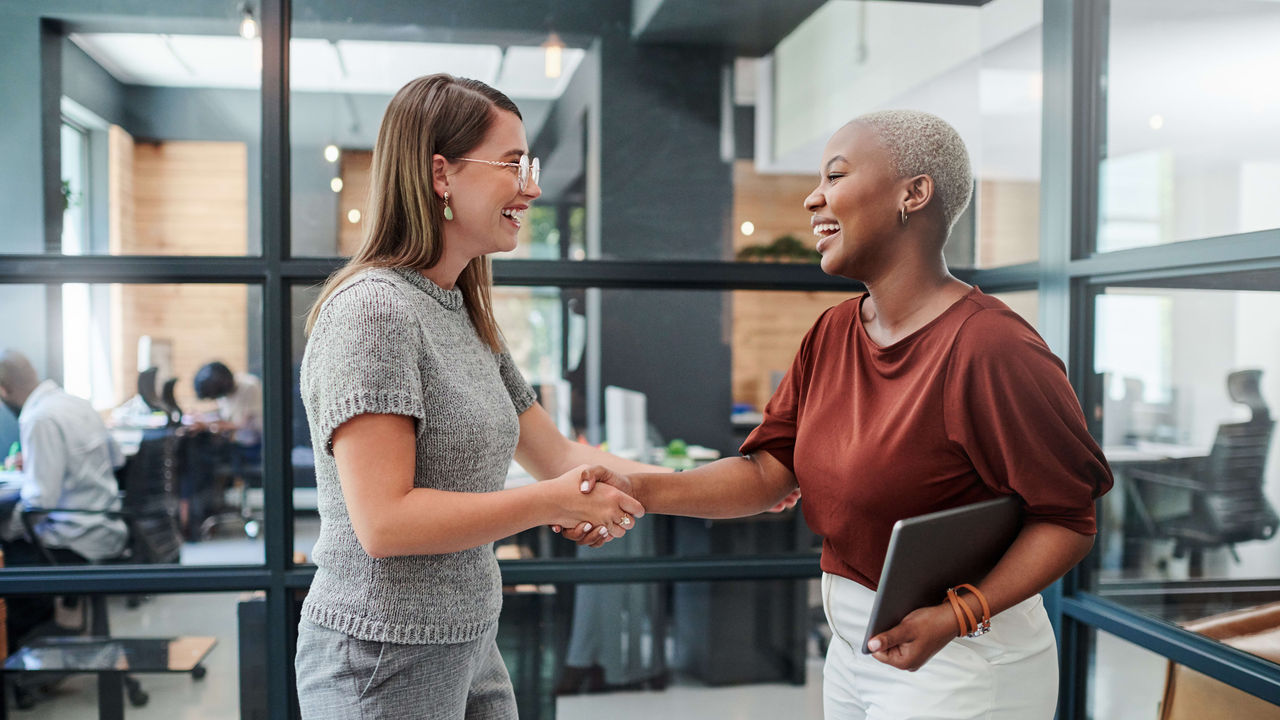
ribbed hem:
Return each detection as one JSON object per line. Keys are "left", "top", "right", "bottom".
{"left": 319, "top": 390, "right": 426, "bottom": 454}
{"left": 303, "top": 602, "right": 495, "bottom": 645}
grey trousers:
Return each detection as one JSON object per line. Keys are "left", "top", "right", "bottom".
{"left": 295, "top": 618, "right": 517, "bottom": 719}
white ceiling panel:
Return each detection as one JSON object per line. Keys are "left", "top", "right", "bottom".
{"left": 494, "top": 46, "right": 586, "bottom": 100}
{"left": 70, "top": 33, "right": 579, "bottom": 101}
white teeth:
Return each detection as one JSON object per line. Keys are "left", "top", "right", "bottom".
{"left": 501, "top": 208, "right": 524, "bottom": 226}
{"left": 812, "top": 223, "right": 840, "bottom": 236}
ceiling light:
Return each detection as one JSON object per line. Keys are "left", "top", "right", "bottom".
{"left": 324, "top": 144, "right": 340, "bottom": 163}
{"left": 1148, "top": 114, "right": 1164, "bottom": 130}
{"left": 741, "top": 221, "right": 755, "bottom": 236}
{"left": 330, "top": 177, "right": 344, "bottom": 193}
{"left": 347, "top": 209, "right": 361, "bottom": 224}
{"left": 238, "top": 4, "right": 258, "bottom": 40}
{"left": 542, "top": 32, "right": 564, "bottom": 79}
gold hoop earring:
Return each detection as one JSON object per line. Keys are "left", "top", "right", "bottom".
{"left": 443, "top": 191, "right": 453, "bottom": 221}
{"left": 900, "top": 207, "right": 909, "bottom": 226}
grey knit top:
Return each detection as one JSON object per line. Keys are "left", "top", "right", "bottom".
{"left": 299, "top": 267, "right": 536, "bottom": 645}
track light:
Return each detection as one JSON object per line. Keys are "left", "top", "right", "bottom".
{"left": 239, "top": 4, "right": 258, "bottom": 40}
{"left": 543, "top": 32, "right": 564, "bottom": 79}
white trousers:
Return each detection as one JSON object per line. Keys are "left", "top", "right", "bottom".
{"left": 820, "top": 573, "right": 1059, "bottom": 720}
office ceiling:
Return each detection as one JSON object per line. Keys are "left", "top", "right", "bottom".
{"left": 69, "top": 33, "right": 586, "bottom": 101}
{"left": 631, "top": 0, "right": 993, "bottom": 55}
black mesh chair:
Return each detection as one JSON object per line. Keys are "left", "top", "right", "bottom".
{"left": 1126, "top": 370, "right": 1278, "bottom": 574}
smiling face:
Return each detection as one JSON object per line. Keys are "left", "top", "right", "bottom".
{"left": 438, "top": 109, "right": 542, "bottom": 259}
{"left": 804, "top": 122, "right": 905, "bottom": 281}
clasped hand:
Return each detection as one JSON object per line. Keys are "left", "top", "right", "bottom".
{"left": 549, "top": 465, "right": 644, "bottom": 547}
{"left": 865, "top": 602, "right": 961, "bottom": 672}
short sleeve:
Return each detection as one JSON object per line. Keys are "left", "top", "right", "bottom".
{"left": 496, "top": 346, "right": 537, "bottom": 414}
{"left": 944, "top": 309, "right": 1114, "bottom": 534}
{"left": 304, "top": 280, "right": 428, "bottom": 455}
{"left": 739, "top": 308, "right": 830, "bottom": 473}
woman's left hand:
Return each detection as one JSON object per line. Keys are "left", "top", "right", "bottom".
{"left": 866, "top": 602, "right": 960, "bottom": 672}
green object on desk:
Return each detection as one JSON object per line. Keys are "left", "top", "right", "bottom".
{"left": 3, "top": 441, "right": 18, "bottom": 471}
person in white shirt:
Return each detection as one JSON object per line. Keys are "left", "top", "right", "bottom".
{"left": 0, "top": 349, "right": 128, "bottom": 646}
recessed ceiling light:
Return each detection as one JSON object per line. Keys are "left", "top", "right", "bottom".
{"left": 324, "top": 145, "right": 340, "bottom": 163}
{"left": 1148, "top": 114, "right": 1164, "bottom": 130}
{"left": 740, "top": 221, "right": 756, "bottom": 237}
{"left": 347, "top": 209, "right": 361, "bottom": 223}
{"left": 330, "top": 177, "right": 344, "bottom": 193}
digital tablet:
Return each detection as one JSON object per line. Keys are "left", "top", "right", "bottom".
{"left": 861, "top": 495, "right": 1022, "bottom": 654}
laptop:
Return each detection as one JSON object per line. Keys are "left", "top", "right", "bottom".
{"left": 861, "top": 495, "right": 1022, "bottom": 654}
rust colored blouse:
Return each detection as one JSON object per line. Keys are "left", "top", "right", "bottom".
{"left": 740, "top": 288, "right": 1113, "bottom": 590}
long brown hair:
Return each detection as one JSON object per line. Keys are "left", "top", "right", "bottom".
{"left": 304, "top": 74, "right": 522, "bottom": 352}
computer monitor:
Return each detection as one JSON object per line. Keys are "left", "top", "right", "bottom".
{"left": 605, "top": 385, "right": 648, "bottom": 460}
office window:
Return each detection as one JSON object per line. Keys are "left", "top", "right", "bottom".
{"left": 1097, "top": 0, "right": 1280, "bottom": 251}
{"left": 766, "top": 0, "right": 1044, "bottom": 268}
{"left": 0, "top": 9, "right": 264, "bottom": 256}
{"left": 288, "top": 2, "right": 590, "bottom": 260}
{"left": 1090, "top": 275, "right": 1280, "bottom": 670}
{"left": 1086, "top": 629, "right": 1173, "bottom": 720}
{"left": 3, "top": 282, "right": 265, "bottom": 566}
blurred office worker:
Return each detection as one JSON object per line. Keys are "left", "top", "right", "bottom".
{"left": 0, "top": 349, "right": 128, "bottom": 646}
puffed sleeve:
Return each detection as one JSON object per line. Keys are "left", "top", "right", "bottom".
{"left": 303, "top": 279, "right": 428, "bottom": 456}
{"left": 944, "top": 308, "right": 1113, "bottom": 534}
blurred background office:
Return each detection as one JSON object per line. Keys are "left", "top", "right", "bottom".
{"left": 0, "top": 0, "right": 1278, "bottom": 717}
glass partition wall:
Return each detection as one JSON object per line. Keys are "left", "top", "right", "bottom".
{"left": 1056, "top": 0, "right": 1280, "bottom": 716}
{"left": 9, "top": 0, "right": 1278, "bottom": 717}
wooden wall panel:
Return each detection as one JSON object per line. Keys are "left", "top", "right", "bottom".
{"left": 129, "top": 141, "right": 248, "bottom": 255}
{"left": 338, "top": 150, "right": 373, "bottom": 256}
{"left": 106, "top": 135, "right": 251, "bottom": 409}
{"left": 977, "top": 179, "right": 1040, "bottom": 267}
{"left": 107, "top": 125, "right": 135, "bottom": 255}
{"left": 729, "top": 161, "right": 847, "bottom": 410}
{"left": 731, "top": 289, "right": 852, "bottom": 410}
{"left": 731, "top": 159, "right": 816, "bottom": 254}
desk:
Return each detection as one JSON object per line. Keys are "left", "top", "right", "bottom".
{"left": 3, "top": 636, "right": 215, "bottom": 720}
{"left": 1104, "top": 442, "right": 1210, "bottom": 466}
{"left": 0, "top": 472, "right": 22, "bottom": 530}
{"left": 1102, "top": 442, "right": 1211, "bottom": 573}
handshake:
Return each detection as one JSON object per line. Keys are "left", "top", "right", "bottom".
{"left": 542, "top": 463, "right": 802, "bottom": 548}
{"left": 547, "top": 465, "right": 645, "bottom": 549}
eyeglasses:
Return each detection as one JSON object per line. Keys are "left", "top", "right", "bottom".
{"left": 453, "top": 153, "right": 541, "bottom": 193}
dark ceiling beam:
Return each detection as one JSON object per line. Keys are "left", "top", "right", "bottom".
{"left": 630, "top": 0, "right": 827, "bottom": 57}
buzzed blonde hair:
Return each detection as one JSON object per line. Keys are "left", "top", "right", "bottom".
{"left": 852, "top": 110, "right": 973, "bottom": 233}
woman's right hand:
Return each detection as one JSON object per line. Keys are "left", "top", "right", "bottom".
{"left": 548, "top": 466, "right": 645, "bottom": 545}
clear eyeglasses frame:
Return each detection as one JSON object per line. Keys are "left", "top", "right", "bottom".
{"left": 453, "top": 154, "right": 541, "bottom": 193}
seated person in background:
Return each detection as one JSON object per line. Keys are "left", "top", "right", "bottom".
{"left": 177, "top": 361, "right": 263, "bottom": 538}
{"left": 193, "top": 361, "right": 263, "bottom": 448}
{"left": 0, "top": 349, "right": 128, "bottom": 648}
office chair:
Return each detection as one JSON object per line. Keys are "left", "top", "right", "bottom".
{"left": 14, "top": 470, "right": 194, "bottom": 710}
{"left": 1126, "top": 370, "right": 1278, "bottom": 575}
{"left": 160, "top": 377, "right": 183, "bottom": 426}
{"left": 136, "top": 368, "right": 182, "bottom": 427}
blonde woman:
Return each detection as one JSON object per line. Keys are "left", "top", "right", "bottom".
{"left": 295, "top": 74, "right": 660, "bottom": 719}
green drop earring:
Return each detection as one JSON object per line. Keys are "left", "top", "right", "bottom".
{"left": 443, "top": 191, "right": 454, "bottom": 221}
